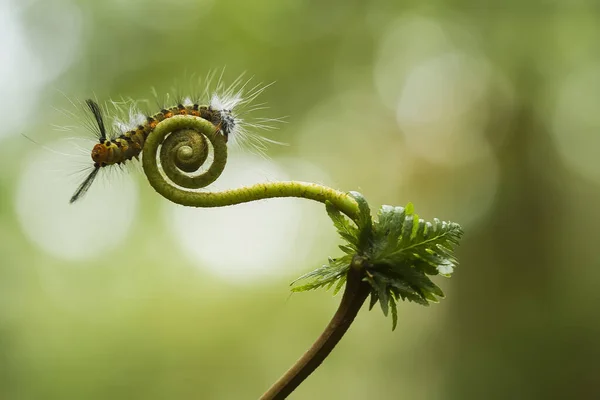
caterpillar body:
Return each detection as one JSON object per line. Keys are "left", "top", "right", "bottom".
{"left": 69, "top": 78, "right": 279, "bottom": 204}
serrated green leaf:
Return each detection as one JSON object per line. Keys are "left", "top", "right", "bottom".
{"left": 423, "top": 221, "right": 432, "bottom": 238}
{"left": 378, "top": 286, "right": 389, "bottom": 316}
{"left": 347, "top": 191, "right": 373, "bottom": 250}
{"left": 326, "top": 201, "right": 359, "bottom": 248}
{"left": 348, "top": 191, "right": 372, "bottom": 230}
{"left": 406, "top": 291, "right": 430, "bottom": 306}
{"left": 437, "top": 260, "right": 454, "bottom": 276}
{"left": 432, "top": 218, "right": 441, "bottom": 234}
{"left": 338, "top": 244, "right": 356, "bottom": 255}
{"left": 372, "top": 205, "right": 406, "bottom": 259}
{"left": 295, "top": 195, "right": 463, "bottom": 332}
{"left": 410, "top": 214, "right": 420, "bottom": 241}
{"left": 422, "top": 288, "right": 441, "bottom": 303}
{"left": 290, "top": 256, "right": 352, "bottom": 294}
{"left": 390, "top": 294, "right": 398, "bottom": 331}
{"left": 368, "top": 290, "right": 379, "bottom": 310}
{"left": 412, "top": 217, "right": 425, "bottom": 241}
{"left": 376, "top": 205, "right": 404, "bottom": 240}
{"left": 290, "top": 264, "right": 329, "bottom": 286}
{"left": 400, "top": 214, "right": 415, "bottom": 246}
{"left": 291, "top": 281, "right": 329, "bottom": 292}
{"left": 411, "top": 257, "right": 440, "bottom": 276}
{"left": 332, "top": 275, "right": 347, "bottom": 295}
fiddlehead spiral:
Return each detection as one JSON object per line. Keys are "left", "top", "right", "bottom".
{"left": 142, "top": 115, "right": 362, "bottom": 221}
{"left": 154, "top": 116, "right": 228, "bottom": 189}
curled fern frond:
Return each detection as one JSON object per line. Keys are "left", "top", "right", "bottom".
{"left": 292, "top": 196, "right": 463, "bottom": 331}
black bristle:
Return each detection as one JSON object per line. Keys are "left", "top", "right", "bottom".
{"left": 85, "top": 99, "right": 107, "bottom": 141}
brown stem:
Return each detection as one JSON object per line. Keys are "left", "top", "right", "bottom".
{"left": 260, "top": 265, "right": 371, "bottom": 400}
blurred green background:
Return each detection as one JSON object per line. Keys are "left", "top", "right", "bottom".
{"left": 1, "top": 0, "right": 599, "bottom": 399}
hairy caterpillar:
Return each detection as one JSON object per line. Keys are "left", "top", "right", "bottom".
{"left": 68, "top": 76, "right": 280, "bottom": 203}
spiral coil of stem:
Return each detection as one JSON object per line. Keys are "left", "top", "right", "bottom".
{"left": 142, "top": 115, "right": 360, "bottom": 221}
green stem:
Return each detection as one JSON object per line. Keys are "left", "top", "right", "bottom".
{"left": 142, "top": 115, "right": 360, "bottom": 221}
{"left": 260, "top": 266, "right": 370, "bottom": 400}
{"left": 142, "top": 115, "right": 368, "bottom": 398}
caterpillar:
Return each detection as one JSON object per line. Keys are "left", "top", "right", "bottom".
{"left": 69, "top": 76, "right": 280, "bottom": 204}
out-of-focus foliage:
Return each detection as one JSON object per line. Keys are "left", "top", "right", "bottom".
{"left": 1, "top": 0, "right": 600, "bottom": 399}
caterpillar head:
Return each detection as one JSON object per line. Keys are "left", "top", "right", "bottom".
{"left": 91, "top": 142, "right": 109, "bottom": 165}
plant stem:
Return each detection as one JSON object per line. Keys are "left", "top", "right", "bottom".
{"left": 143, "top": 115, "right": 370, "bottom": 397}
{"left": 142, "top": 115, "right": 361, "bottom": 222}
{"left": 260, "top": 266, "right": 371, "bottom": 400}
